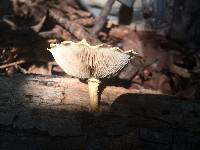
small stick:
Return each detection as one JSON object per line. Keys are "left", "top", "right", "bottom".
{"left": 16, "top": 65, "right": 28, "bottom": 74}
{"left": 31, "top": 16, "right": 46, "bottom": 32}
{"left": 0, "top": 60, "right": 26, "bottom": 69}
{"left": 91, "top": 0, "right": 116, "bottom": 36}
{"left": 2, "top": 17, "right": 16, "bottom": 30}
{"left": 39, "top": 31, "right": 62, "bottom": 39}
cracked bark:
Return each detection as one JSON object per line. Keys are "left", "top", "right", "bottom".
{"left": 0, "top": 74, "right": 200, "bottom": 150}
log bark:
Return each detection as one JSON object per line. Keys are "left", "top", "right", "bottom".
{"left": 0, "top": 74, "right": 200, "bottom": 150}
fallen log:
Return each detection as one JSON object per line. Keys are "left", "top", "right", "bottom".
{"left": 0, "top": 74, "right": 200, "bottom": 150}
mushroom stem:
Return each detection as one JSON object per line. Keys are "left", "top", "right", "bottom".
{"left": 88, "top": 78, "right": 101, "bottom": 112}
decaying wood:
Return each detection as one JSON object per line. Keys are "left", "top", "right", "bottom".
{"left": 59, "top": 3, "right": 91, "bottom": 18}
{"left": 0, "top": 74, "right": 200, "bottom": 149}
{"left": 49, "top": 8, "right": 99, "bottom": 44}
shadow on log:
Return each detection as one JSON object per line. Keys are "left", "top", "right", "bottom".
{"left": 0, "top": 74, "right": 200, "bottom": 150}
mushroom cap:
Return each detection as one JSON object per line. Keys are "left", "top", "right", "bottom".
{"left": 48, "top": 40, "right": 133, "bottom": 79}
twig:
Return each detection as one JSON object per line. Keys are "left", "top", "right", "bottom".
{"left": 2, "top": 16, "right": 17, "bottom": 30}
{"left": 16, "top": 65, "right": 28, "bottom": 74}
{"left": 31, "top": 15, "right": 46, "bottom": 32}
{"left": 39, "top": 25, "right": 73, "bottom": 40}
{"left": 91, "top": 0, "right": 116, "bottom": 36}
{"left": 2, "top": 16, "right": 46, "bottom": 34}
{"left": 0, "top": 60, "right": 26, "bottom": 69}
{"left": 39, "top": 31, "right": 62, "bottom": 39}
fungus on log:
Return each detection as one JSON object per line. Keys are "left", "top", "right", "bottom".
{"left": 48, "top": 39, "right": 136, "bottom": 112}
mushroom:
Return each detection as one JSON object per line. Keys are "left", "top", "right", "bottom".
{"left": 48, "top": 39, "right": 136, "bottom": 112}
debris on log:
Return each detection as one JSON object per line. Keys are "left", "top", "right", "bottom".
{"left": 49, "top": 8, "right": 99, "bottom": 44}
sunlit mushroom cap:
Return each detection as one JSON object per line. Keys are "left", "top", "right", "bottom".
{"left": 48, "top": 40, "right": 133, "bottom": 79}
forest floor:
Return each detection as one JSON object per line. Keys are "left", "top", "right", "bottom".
{"left": 0, "top": 0, "right": 200, "bottom": 99}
